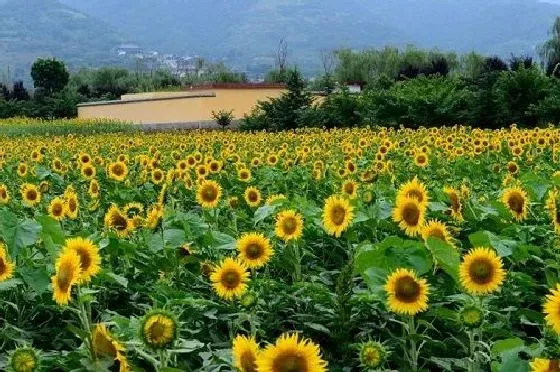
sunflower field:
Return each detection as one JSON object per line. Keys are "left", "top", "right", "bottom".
{"left": 2, "top": 123, "right": 560, "bottom": 372}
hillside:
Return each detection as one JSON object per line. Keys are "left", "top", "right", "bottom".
{"left": 0, "top": 0, "right": 124, "bottom": 81}
{"left": 60, "top": 0, "right": 560, "bottom": 71}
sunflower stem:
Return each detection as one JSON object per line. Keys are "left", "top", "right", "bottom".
{"left": 292, "top": 240, "right": 302, "bottom": 283}
{"left": 468, "top": 329, "right": 477, "bottom": 372}
{"left": 408, "top": 315, "right": 419, "bottom": 371}
{"left": 76, "top": 286, "right": 94, "bottom": 361}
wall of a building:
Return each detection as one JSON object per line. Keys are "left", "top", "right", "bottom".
{"left": 78, "top": 88, "right": 285, "bottom": 125}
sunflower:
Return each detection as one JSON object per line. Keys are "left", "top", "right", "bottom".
{"left": 236, "top": 232, "right": 274, "bottom": 269}
{"left": 341, "top": 180, "right": 358, "bottom": 199}
{"left": 89, "top": 179, "right": 100, "bottom": 199}
{"left": 51, "top": 249, "right": 82, "bottom": 305}
{"left": 421, "top": 219, "right": 454, "bottom": 247}
{"left": 107, "top": 161, "right": 128, "bottom": 182}
{"left": 232, "top": 335, "right": 260, "bottom": 372}
{"left": 81, "top": 164, "right": 96, "bottom": 179}
{"left": 104, "top": 205, "right": 133, "bottom": 238}
{"left": 501, "top": 186, "right": 529, "bottom": 221}
{"left": 91, "top": 324, "right": 130, "bottom": 372}
{"left": 414, "top": 152, "right": 429, "bottom": 167}
{"left": 384, "top": 268, "right": 429, "bottom": 315}
{"left": 506, "top": 161, "right": 519, "bottom": 174}
{"left": 0, "top": 183, "right": 9, "bottom": 204}
{"left": 266, "top": 194, "right": 286, "bottom": 205}
{"left": 443, "top": 186, "right": 463, "bottom": 221}
{"left": 141, "top": 310, "right": 178, "bottom": 349}
{"left": 21, "top": 183, "right": 41, "bottom": 208}
{"left": 359, "top": 341, "right": 386, "bottom": 369}
{"left": 210, "top": 257, "right": 250, "bottom": 300}
{"left": 255, "top": 333, "right": 328, "bottom": 372}
{"left": 322, "top": 195, "right": 354, "bottom": 237}
{"left": 460, "top": 306, "right": 483, "bottom": 329}
{"left": 530, "top": 359, "right": 560, "bottom": 372}
{"left": 392, "top": 196, "right": 426, "bottom": 237}
{"left": 196, "top": 180, "right": 222, "bottom": 209}
{"left": 10, "top": 347, "right": 39, "bottom": 372}
{"left": 48, "top": 197, "right": 66, "bottom": 221}
{"left": 63, "top": 237, "right": 101, "bottom": 283}
{"left": 244, "top": 186, "right": 262, "bottom": 208}
{"left": 0, "top": 243, "right": 15, "bottom": 282}
{"left": 151, "top": 168, "right": 165, "bottom": 184}
{"left": 275, "top": 210, "right": 304, "bottom": 242}
{"left": 64, "top": 191, "right": 79, "bottom": 220}
{"left": 238, "top": 168, "right": 252, "bottom": 182}
{"left": 459, "top": 247, "right": 505, "bottom": 295}
{"left": 396, "top": 176, "right": 429, "bottom": 207}
{"left": 544, "top": 284, "right": 560, "bottom": 335}
{"left": 17, "top": 162, "right": 28, "bottom": 177}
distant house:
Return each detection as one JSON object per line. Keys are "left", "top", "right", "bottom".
{"left": 344, "top": 81, "right": 366, "bottom": 93}
{"left": 116, "top": 44, "right": 143, "bottom": 56}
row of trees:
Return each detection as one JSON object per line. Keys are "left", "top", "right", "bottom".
{"left": 0, "top": 58, "right": 248, "bottom": 119}
{"left": 242, "top": 18, "right": 560, "bottom": 130}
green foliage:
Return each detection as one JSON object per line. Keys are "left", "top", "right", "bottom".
{"left": 30, "top": 58, "right": 70, "bottom": 94}
{"left": 241, "top": 69, "right": 313, "bottom": 131}
{"left": 211, "top": 109, "right": 234, "bottom": 129}
{"left": 361, "top": 76, "right": 473, "bottom": 127}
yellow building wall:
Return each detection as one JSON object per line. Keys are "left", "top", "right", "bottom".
{"left": 78, "top": 88, "right": 286, "bottom": 125}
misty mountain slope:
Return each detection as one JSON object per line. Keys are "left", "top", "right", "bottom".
{"left": 59, "top": 0, "right": 560, "bottom": 69}
{"left": 0, "top": 0, "right": 124, "bottom": 76}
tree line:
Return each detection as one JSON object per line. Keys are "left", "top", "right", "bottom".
{"left": 243, "top": 18, "right": 560, "bottom": 130}
{"left": 0, "top": 58, "right": 248, "bottom": 119}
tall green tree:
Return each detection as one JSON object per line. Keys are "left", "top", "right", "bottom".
{"left": 242, "top": 69, "right": 313, "bottom": 131}
{"left": 539, "top": 17, "right": 560, "bottom": 77}
{"left": 30, "top": 58, "right": 69, "bottom": 94}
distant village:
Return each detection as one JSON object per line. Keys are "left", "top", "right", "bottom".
{"left": 114, "top": 43, "right": 264, "bottom": 81}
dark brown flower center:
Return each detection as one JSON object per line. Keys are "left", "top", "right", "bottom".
{"left": 52, "top": 203, "right": 63, "bottom": 216}
{"left": 245, "top": 244, "right": 263, "bottom": 259}
{"left": 240, "top": 351, "right": 257, "bottom": 372}
{"left": 112, "top": 163, "right": 124, "bottom": 176}
{"left": 112, "top": 214, "right": 128, "bottom": 231}
{"left": 282, "top": 217, "right": 297, "bottom": 235}
{"left": 56, "top": 263, "right": 73, "bottom": 292}
{"left": 468, "top": 259, "right": 494, "bottom": 284}
{"left": 149, "top": 321, "right": 166, "bottom": 341}
{"left": 248, "top": 191, "right": 258, "bottom": 202}
{"left": 330, "top": 205, "right": 346, "bottom": 225}
{"left": 402, "top": 203, "right": 420, "bottom": 225}
{"left": 221, "top": 270, "right": 241, "bottom": 289}
{"left": 273, "top": 352, "right": 307, "bottom": 372}
{"left": 202, "top": 186, "right": 217, "bottom": 202}
{"left": 26, "top": 190, "right": 37, "bottom": 201}
{"left": 507, "top": 193, "right": 524, "bottom": 214}
{"left": 77, "top": 248, "right": 92, "bottom": 271}
{"left": 395, "top": 276, "right": 421, "bottom": 303}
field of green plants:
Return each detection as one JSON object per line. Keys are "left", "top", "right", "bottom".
{"left": 1, "top": 120, "right": 560, "bottom": 372}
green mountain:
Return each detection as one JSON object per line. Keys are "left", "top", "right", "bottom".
{"left": 0, "top": 0, "right": 124, "bottom": 81}
{"left": 60, "top": 0, "right": 560, "bottom": 72}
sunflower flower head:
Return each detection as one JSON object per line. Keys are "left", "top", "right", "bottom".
{"left": 384, "top": 268, "right": 429, "bottom": 316}
{"left": 275, "top": 210, "right": 304, "bottom": 242}
{"left": 141, "top": 309, "right": 178, "bottom": 349}
{"left": 232, "top": 335, "right": 260, "bottom": 372}
{"left": 459, "top": 247, "right": 505, "bottom": 295}
{"left": 10, "top": 347, "right": 39, "bottom": 372}
{"left": 322, "top": 195, "right": 354, "bottom": 237}
{"left": 210, "top": 257, "right": 250, "bottom": 300}
{"left": 255, "top": 333, "right": 328, "bottom": 372}
{"left": 237, "top": 232, "right": 274, "bottom": 269}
